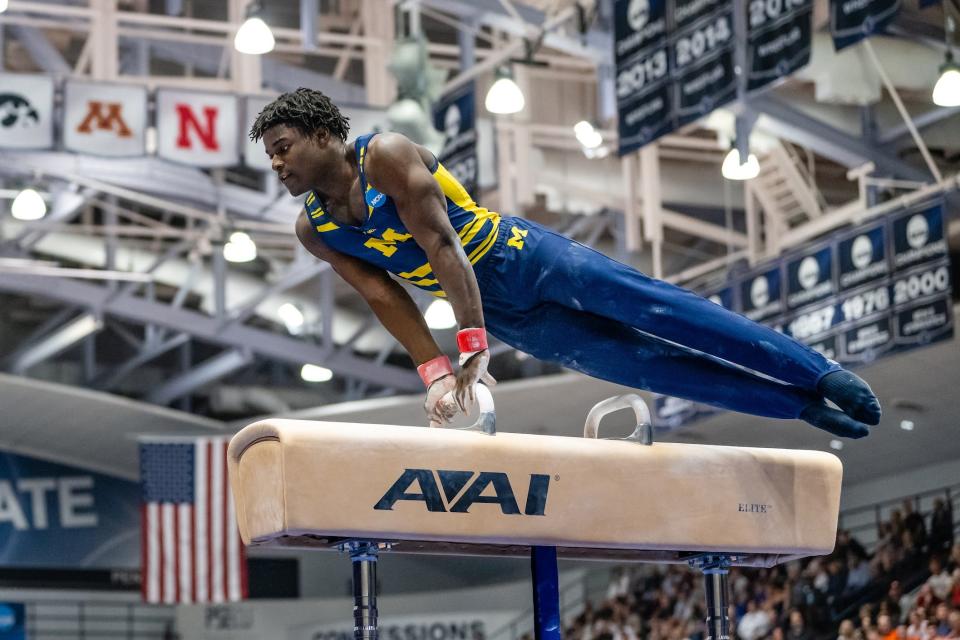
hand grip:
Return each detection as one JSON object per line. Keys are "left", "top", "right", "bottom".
{"left": 583, "top": 394, "right": 653, "bottom": 445}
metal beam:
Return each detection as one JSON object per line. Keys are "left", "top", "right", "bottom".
{"left": 9, "top": 313, "right": 103, "bottom": 375}
{"left": 9, "top": 25, "right": 71, "bottom": 73}
{"left": 93, "top": 332, "right": 190, "bottom": 392}
{"left": 0, "top": 273, "right": 423, "bottom": 391}
{"left": 878, "top": 106, "right": 960, "bottom": 144}
{"left": 223, "top": 260, "right": 331, "bottom": 327}
{"left": 146, "top": 348, "right": 253, "bottom": 405}
{"left": 750, "top": 95, "right": 929, "bottom": 182}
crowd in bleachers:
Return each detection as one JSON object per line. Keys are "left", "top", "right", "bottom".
{"left": 558, "top": 497, "right": 957, "bottom": 640}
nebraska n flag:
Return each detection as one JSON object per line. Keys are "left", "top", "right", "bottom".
{"left": 139, "top": 437, "right": 247, "bottom": 604}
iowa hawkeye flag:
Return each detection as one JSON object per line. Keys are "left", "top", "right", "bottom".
{"left": 139, "top": 437, "right": 247, "bottom": 604}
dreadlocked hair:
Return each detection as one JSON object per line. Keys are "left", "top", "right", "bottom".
{"left": 249, "top": 87, "right": 350, "bottom": 143}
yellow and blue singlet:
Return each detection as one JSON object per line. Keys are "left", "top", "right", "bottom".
{"left": 303, "top": 132, "right": 500, "bottom": 298}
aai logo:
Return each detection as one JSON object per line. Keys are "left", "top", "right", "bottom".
{"left": 374, "top": 469, "right": 550, "bottom": 515}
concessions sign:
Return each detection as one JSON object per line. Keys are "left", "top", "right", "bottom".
{"left": 655, "top": 201, "right": 953, "bottom": 427}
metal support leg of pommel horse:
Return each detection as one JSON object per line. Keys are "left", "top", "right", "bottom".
{"left": 689, "top": 554, "right": 734, "bottom": 640}
{"left": 341, "top": 541, "right": 387, "bottom": 640}
{"left": 531, "top": 546, "right": 561, "bottom": 640}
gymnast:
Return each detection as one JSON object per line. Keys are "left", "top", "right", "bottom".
{"left": 249, "top": 88, "right": 881, "bottom": 438}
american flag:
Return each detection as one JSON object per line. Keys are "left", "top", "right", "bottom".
{"left": 139, "top": 437, "right": 247, "bottom": 604}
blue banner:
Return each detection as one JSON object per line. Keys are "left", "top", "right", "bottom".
{"left": 831, "top": 0, "right": 901, "bottom": 50}
{"left": 0, "top": 451, "right": 140, "bottom": 569}
{"left": 433, "top": 82, "right": 478, "bottom": 197}
{"left": 654, "top": 201, "right": 953, "bottom": 426}
{"left": 614, "top": 0, "right": 737, "bottom": 155}
{"left": 0, "top": 603, "right": 25, "bottom": 640}
{"left": 747, "top": 0, "right": 813, "bottom": 91}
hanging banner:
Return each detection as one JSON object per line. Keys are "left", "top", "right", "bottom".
{"left": 0, "top": 73, "right": 55, "bottom": 149}
{"left": 0, "top": 450, "right": 141, "bottom": 569}
{"left": 746, "top": 0, "right": 813, "bottom": 91}
{"left": 614, "top": 0, "right": 671, "bottom": 155}
{"left": 831, "top": 0, "right": 901, "bottom": 51}
{"left": 654, "top": 201, "right": 953, "bottom": 427}
{"left": 672, "top": 0, "right": 737, "bottom": 126}
{"left": 64, "top": 81, "right": 148, "bottom": 157}
{"left": 614, "top": 0, "right": 738, "bottom": 155}
{"left": 433, "top": 82, "right": 478, "bottom": 197}
{"left": 156, "top": 89, "right": 239, "bottom": 167}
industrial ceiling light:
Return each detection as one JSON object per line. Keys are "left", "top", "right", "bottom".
{"left": 277, "top": 302, "right": 304, "bottom": 334}
{"left": 485, "top": 66, "right": 525, "bottom": 115}
{"left": 573, "top": 120, "right": 603, "bottom": 149}
{"left": 932, "top": 52, "right": 960, "bottom": 107}
{"left": 11, "top": 188, "right": 47, "bottom": 221}
{"left": 424, "top": 299, "right": 457, "bottom": 329}
{"left": 234, "top": 1, "right": 275, "bottom": 55}
{"left": 223, "top": 231, "right": 257, "bottom": 263}
{"left": 0, "top": 0, "right": 8, "bottom": 14}
{"left": 301, "top": 364, "right": 333, "bottom": 383}
{"left": 721, "top": 147, "right": 760, "bottom": 181}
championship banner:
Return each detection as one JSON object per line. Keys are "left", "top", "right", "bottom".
{"left": 614, "top": 0, "right": 738, "bottom": 155}
{"left": 614, "top": 0, "right": 671, "bottom": 155}
{"left": 654, "top": 201, "right": 953, "bottom": 427}
{"left": 746, "top": 0, "right": 813, "bottom": 91}
{"left": 0, "top": 73, "right": 55, "bottom": 149}
{"left": 433, "top": 82, "right": 478, "bottom": 197}
{"left": 672, "top": 0, "right": 736, "bottom": 126}
{"left": 0, "top": 450, "right": 141, "bottom": 569}
{"left": 156, "top": 89, "right": 239, "bottom": 167}
{"left": 830, "top": 0, "right": 901, "bottom": 51}
{"left": 64, "top": 81, "right": 148, "bottom": 157}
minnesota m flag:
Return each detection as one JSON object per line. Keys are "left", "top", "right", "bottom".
{"left": 139, "top": 437, "right": 247, "bottom": 604}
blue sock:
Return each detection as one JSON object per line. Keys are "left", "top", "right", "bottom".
{"left": 817, "top": 370, "right": 882, "bottom": 426}
{"left": 800, "top": 402, "right": 871, "bottom": 439}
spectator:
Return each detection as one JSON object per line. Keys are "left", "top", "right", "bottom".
{"left": 828, "top": 558, "right": 850, "bottom": 603}
{"left": 928, "top": 558, "right": 954, "bottom": 601}
{"left": 929, "top": 499, "right": 954, "bottom": 554}
{"left": 903, "top": 500, "right": 928, "bottom": 551}
{"left": 949, "top": 544, "right": 960, "bottom": 573}
{"left": 738, "top": 600, "right": 773, "bottom": 640}
{"left": 838, "top": 619, "right": 857, "bottom": 640}
{"left": 877, "top": 614, "right": 897, "bottom": 640}
{"left": 934, "top": 604, "right": 952, "bottom": 637}
{"left": 905, "top": 609, "right": 931, "bottom": 640}
{"left": 788, "top": 609, "right": 815, "bottom": 640}
{"left": 847, "top": 553, "right": 874, "bottom": 594}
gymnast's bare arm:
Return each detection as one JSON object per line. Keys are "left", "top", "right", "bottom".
{"left": 294, "top": 214, "right": 443, "bottom": 365}
{"left": 363, "top": 133, "right": 486, "bottom": 333}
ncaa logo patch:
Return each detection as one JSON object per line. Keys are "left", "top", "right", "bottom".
{"left": 366, "top": 188, "right": 387, "bottom": 208}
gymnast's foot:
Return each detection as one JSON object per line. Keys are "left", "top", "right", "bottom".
{"left": 817, "top": 370, "right": 882, "bottom": 425}
{"left": 800, "top": 402, "right": 871, "bottom": 439}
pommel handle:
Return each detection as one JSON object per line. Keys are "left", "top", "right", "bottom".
{"left": 583, "top": 394, "right": 653, "bottom": 445}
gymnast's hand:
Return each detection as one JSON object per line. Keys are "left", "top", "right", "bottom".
{"left": 455, "top": 349, "right": 496, "bottom": 413}
{"left": 424, "top": 374, "right": 460, "bottom": 428}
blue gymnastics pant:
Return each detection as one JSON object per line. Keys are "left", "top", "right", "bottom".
{"left": 471, "top": 217, "right": 841, "bottom": 420}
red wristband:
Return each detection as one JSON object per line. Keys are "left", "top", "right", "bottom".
{"left": 456, "top": 328, "right": 488, "bottom": 353}
{"left": 417, "top": 355, "right": 453, "bottom": 387}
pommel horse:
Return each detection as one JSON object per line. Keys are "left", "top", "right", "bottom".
{"left": 228, "top": 388, "right": 842, "bottom": 640}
